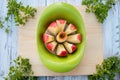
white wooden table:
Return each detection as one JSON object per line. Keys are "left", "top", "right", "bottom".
{"left": 0, "top": 0, "right": 120, "bottom": 80}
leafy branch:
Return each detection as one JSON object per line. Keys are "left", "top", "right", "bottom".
{"left": 89, "top": 56, "right": 120, "bottom": 80}
{"left": 82, "top": 0, "right": 117, "bottom": 23}
{"left": 0, "top": 0, "right": 37, "bottom": 33}
{"left": 4, "top": 56, "right": 37, "bottom": 80}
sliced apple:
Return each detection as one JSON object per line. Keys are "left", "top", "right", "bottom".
{"left": 67, "top": 34, "right": 82, "bottom": 43}
{"left": 64, "top": 42, "right": 77, "bottom": 53}
{"left": 48, "top": 22, "right": 59, "bottom": 35}
{"left": 65, "top": 24, "right": 77, "bottom": 35}
{"left": 56, "top": 44, "right": 67, "bottom": 57}
{"left": 43, "top": 33, "right": 54, "bottom": 43}
{"left": 56, "top": 19, "right": 66, "bottom": 32}
{"left": 46, "top": 41, "right": 57, "bottom": 52}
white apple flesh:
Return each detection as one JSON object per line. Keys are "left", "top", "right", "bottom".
{"left": 46, "top": 41, "right": 57, "bottom": 52}
{"left": 56, "top": 19, "right": 66, "bottom": 32}
{"left": 64, "top": 42, "right": 77, "bottom": 53}
{"left": 65, "top": 24, "right": 77, "bottom": 35}
{"left": 48, "top": 22, "right": 59, "bottom": 35}
{"left": 56, "top": 44, "right": 67, "bottom": 57}
{"left": 43, "top": 33, "right": 54, "bottom": 43}
{"left": 67, "top": 34, "right": 82, "bottom": 44}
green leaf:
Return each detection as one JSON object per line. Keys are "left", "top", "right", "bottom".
{"left": 82, "top": 0, "right": 117, "bottom": 23}
{"left": 88, "top": 56, "right": 120, "bottom": 80}
{"left": 0, "top": 0, "right": 37, "bottom": 34}
{"left": 5, "top": 27, "right": 10, "bottom": 34}
{"left": 4, "top": 56, "right": 36, "bottom": 80}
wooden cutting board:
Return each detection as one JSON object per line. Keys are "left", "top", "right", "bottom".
{"left": 18, "top": 6, "right": 103, "bottom": 76}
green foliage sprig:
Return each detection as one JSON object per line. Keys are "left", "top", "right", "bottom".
{"left": 82, "top": 0, "right": 117, "bottom": 23}
{"left": 89, "top": 56, "right": 120, "bottom": 80}
{"left": 4, "top": 56, "right": 37, "bottom": 80}
{"left": 7, "top": 0, "right": 37, "bottom": 25}
{"left": 0, "top": 18, "right": 4, "bottom": 28}
{"left": 0, "top": 0, "right": 37, "bottom": 33}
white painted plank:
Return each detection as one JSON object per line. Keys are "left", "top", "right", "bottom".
{"left": 112, "top": 1, "right": 120, "bottom": 56}
{"left": 18, "top": 0, "right": 46, "bottom": 6}
{"left": 0, "top": 0, "right": 10, "bottom": 79}
{"left": 37, "top": 77, "right": 47, "bottom": 80}
{"left": 64, "top": 76, "right": 88, "bottom": 80}
{"left": 103, "top": 0, "right": 120, "bottom": 58}
{"left": 9, "top": 16, "right": 18, "bottom": 66}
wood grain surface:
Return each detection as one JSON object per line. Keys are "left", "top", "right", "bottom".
{"left": 18, "top": 6, "right": 103, "bottom": 76}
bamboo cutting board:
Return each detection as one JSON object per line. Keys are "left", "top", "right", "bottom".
{"left": 18, "top": 6, "right": 103, "bottom": 76}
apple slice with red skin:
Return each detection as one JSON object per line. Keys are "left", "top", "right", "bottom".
{"left": 43, "top": 33, "right": 54, "bottom": 43}
{"left": 56, "top": 19, "right": 66, "bottom": 32}
{"left": 65, "top": 24, "right": 77, "bottom": 35}
{"left": 64, "top": 42, "right": 77, "bottom": 53}
{"left": 56, "top": 44, "right": 67, "bottom": 57}
{"left": 67, "top": 34, "right": 82, "bottom": 44}
{"left": 48, "top": 22, "right": 59, "bottom": 35}
{"left": 46, "top": 41, "right": 57, "bottom": 52}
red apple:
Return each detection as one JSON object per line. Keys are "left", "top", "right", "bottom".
{"left": 48, "top": 22, "right": 59, "bottom": 35}
{"left": 43, "top": 33, "right": 54, "bottom": 43}
{"left": 67, "top": 34, "right": 82, "bottom": 43}
{"left": 64, "top": 42, "right": 77, "bottom": 53}
{"left": 56, "top": 44, "right": 67, "bottom": 57}
{"left": 46, "top": 41, "right": 57, "bottom": 52}
{"left": 56, "top": 19, "right": 66, "bottom": 32}
{"left": 65, "top": 24, "right": 77, "bottom": 34}
{"left": 77, "top": 34, "right": 82, "bottom": 41}
{"left": 71, "top": 45, "right": 77, "bottom": 52}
